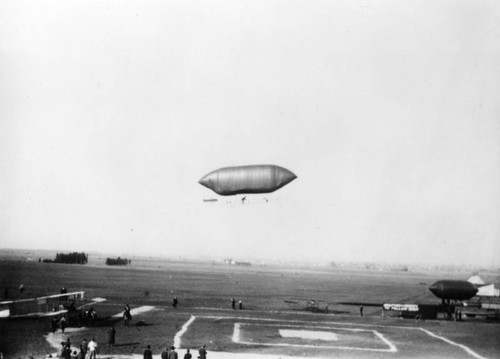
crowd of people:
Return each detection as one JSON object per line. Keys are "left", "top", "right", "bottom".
{"left": 149, "top": 344, "right": 207, "bottom": 359}
{"left": 54, "top": 339, "right": 208, "bottom": 359}
{"left": 48, "top": 287, "right": 236, "bottom": 359}
{"left": 54, "top": 337, "right": 98, "bottom": 359}
{"left": 50, "top": 298, "right": 212, "bottom": 359}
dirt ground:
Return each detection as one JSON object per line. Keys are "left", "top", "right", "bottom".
{"left": 0, "top": 259, "right": 499, "bottom": 359}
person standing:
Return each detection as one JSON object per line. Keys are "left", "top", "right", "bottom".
{"left": 88, "top": 337, "right": 98, "bottom": 359}
{"left": 124, "top": 304, "right": 132, "bottom": 325}
{"left": 58, "top": 342, "right": 66, "bottom": 359}
{"left": 62, "top": 343, "right": 71, "bottom": 359}
{"left": 238, "top": 300, "right": 243, "bottom": 310}
{"left": 168, "top": 346, "right": 178, "bottom": 359}
{"left": 231, "top": 298, "right": 235, "bottom": 310}
{"left": 60, "top": 286, "right": 68, "bottom": 301}
{"left": 51, "top": 317, "right": 58, "bottom": 333}
{"left": 59, "top": 316, "right": 67, "bottom": 333}
{"left": 198, "top": 345, "right": 207, "bottom": 359}
{"left": 183, "top": 349, "right": 192, "bottom": 359}
{"left": 143, "top": 345, "right": 153, "bottom": 359}
{"left": 107, "top": 326, "right": 116, "bottom": 347}
{"left": 359, "top": 304, "right": 364, "bottom": 317}
{"left": 161, "top": 347, "right": 169, "bottom": 359}
{"left": 80, "top": 339, "right": 88, "bottom": 359}
{"left": 172, "top": 297, "right": 178, "bottom": 308}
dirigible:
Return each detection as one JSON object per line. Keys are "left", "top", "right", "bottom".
{"left": 199, "top": 165, "right": 297, "bottom": 196}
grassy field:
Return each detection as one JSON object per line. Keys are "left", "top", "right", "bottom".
{"left": 0, "top": 259, "right": 499, "bottom": 359}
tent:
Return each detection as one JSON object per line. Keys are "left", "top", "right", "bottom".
{"left": 476, "top": 284, "right": 500, "bottom": 297}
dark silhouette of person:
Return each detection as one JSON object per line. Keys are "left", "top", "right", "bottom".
{"left": 51, "top": 317, "right": 58, "bottom": 333}
{"left": 168, "top": 346, "right": 178, "bottom": 359}
{"left": 59, "top": 316, "right": 67, "bottom": 333}
{"left": 161, "top": 347, "right": 169, "bottom": 359}
{"left": 123, "top": 304, "right": 132, "bottom": 324}
{"left": 62, "top": 343, "right": 71, "bottom": 359}
{"left": 144, "top": 345, "right": 153, "bottom": 359}
{"left": 231, "top": 298, "right": 235, "bottom": 309}
{"left": 199, "top": 345, "right": 207, "bottom": 359}
{"left": 80, "top": 339, "right": 88, "bottom": 359}
{"left": 60, "top": 286, "right": 68, "bottom": 301}
{"left": 107, "top": 325, "right": 116, "bottom": 347}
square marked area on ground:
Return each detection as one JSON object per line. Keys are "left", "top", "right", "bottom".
{"left": 233, "top": 322, "right": 395, "bottom": 351}
{"left": 180, "top": 316, "right": 397, "bottom": 354}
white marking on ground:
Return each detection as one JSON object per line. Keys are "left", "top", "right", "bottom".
{"left": 91, "top": 297, "right": 107, "bottom": 303}
{"left": 232, "top": 323, "right": 241, "bottom": 343}
{"left": 204, "top": 314, "right": 500, "bottom": 356}
{"left": 38, "top": 312, "right": 484, "bottom": 359}
{"left": 183, "top": 352, "right": 332, "bottom": 359}
{"left": 373, "top": 331, "right": 397, "bottom": 352}
{"left": 237, "top": 322, "right": 367, "bottom": 332}
{"left": 233, "top": 322, "right": 396, "bottom": 352}
{"left": 419, "top": 328, "right": 488, "bottom": 359}
{"left": 280, "top": 329, "right": 338, "bottom": 341}
{"left": 234, "top": 340, "right": 393, "bottom": 352}
{"left": 174, "top": 315, "right": 196, "bottom": 349}
{"left": 112, "top": 305, "right": 156, "bottom": 317}
{"left": 199, "top": 314, "right": 424, "bottom": 331}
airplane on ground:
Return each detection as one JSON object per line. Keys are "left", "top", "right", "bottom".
{"left": 0, "top": 291, "right": 106, "bottom": 319}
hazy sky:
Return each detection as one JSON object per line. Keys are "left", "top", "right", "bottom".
{"left": 1, "top": 0, "right": 499, "bottom": 266}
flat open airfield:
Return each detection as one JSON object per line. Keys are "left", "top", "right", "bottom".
{"left": 1, "top": 259, "right": 499, "bottom": 359}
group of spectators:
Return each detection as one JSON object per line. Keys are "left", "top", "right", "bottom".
{"left": 230, "top": 298, "right": 243, "bottom": 310}
{"left": 145, "top": 344, "right": 207, "bottom": 359}
{"left": 56, "top": 338, "right": 97, "bottom": 359}
{"left": 51, "top": 317, "right": 67, "bottom": 333}
{"left": 55, "top": 333, "right": 208, "bottom": 359}
{"left": 52, "top": 295, "right": 222, "bottom": 359}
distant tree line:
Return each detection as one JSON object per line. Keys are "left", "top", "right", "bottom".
{"left": 42, "top": 252, "right": 88, "bottom": 264}
{"left": 106, "top": 257, "right": 131, "bottom": 266}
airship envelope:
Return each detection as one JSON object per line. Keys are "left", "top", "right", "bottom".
{"left": 199, "top": 165, "right": 297, "bottom": 196}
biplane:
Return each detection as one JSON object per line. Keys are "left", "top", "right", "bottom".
{"left": 0, "top": 291, "right": 105, "bottom": 319}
